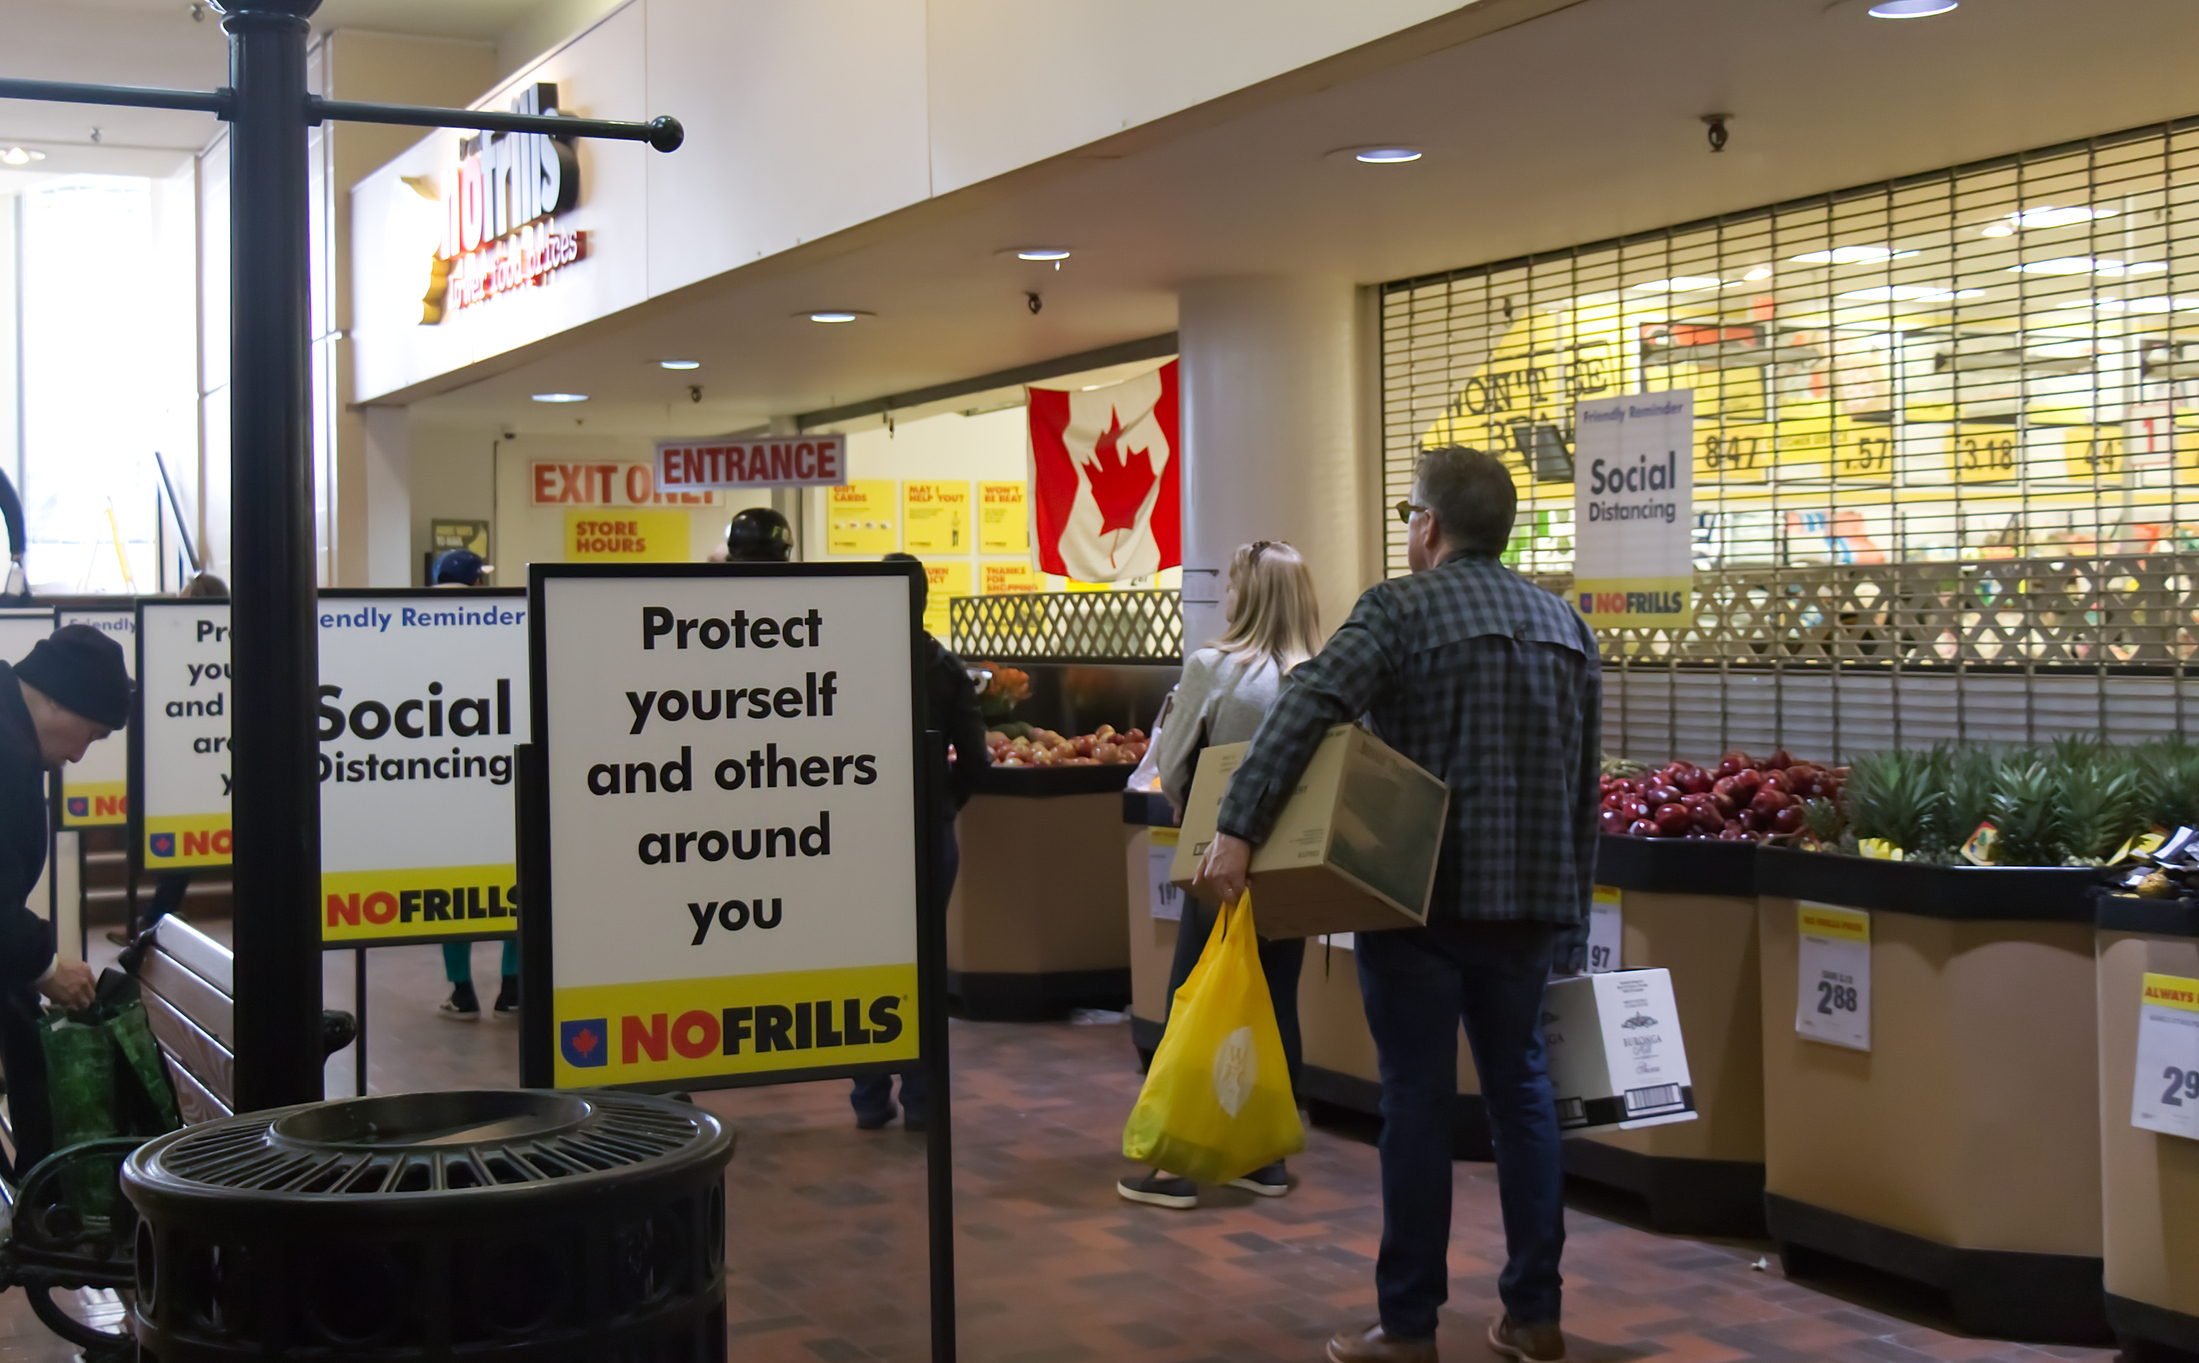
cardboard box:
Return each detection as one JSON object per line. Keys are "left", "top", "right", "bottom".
{"left": 1170, "top": 724, "right": 1448, "bottom": 939}
{"left": 1542, "top": 968, "right": 1697, "bottom": 1137}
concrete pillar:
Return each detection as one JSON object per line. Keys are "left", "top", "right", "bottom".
{"left": 1177, "top": 276, "right": 1376, "bottom": 651}
{"left": 362, "top": 405, "right": 411, "bottom": 585}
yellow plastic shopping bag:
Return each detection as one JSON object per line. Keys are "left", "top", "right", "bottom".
{"left": 1122, "top": 892, "right": 1305, "bottom": 1184}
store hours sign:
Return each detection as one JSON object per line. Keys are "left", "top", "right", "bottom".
{"left": 529, "top": 563, "right": 922, "bottom": 1089}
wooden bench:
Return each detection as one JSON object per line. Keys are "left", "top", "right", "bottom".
{"left": 134, "top": 916, "right": 242, "bottom": 1123}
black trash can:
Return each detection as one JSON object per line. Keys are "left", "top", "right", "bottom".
{"left": 121, "top": 1089, "right": 734, "bottom": 1361}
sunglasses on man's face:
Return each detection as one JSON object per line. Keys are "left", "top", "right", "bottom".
{"left": 1395, "top": 500, "right": 1429, "bottom": 524}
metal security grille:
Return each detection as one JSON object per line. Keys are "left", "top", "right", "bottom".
{"left": 948, "top": 590, "right": 1183, "bottom": 663}
{"left": 1382, "top": 115, "right": 2199, "bottom": 760}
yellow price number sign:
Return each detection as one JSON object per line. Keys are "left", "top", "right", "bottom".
{"left": 1946, "top": 425, "right": 2019, "bottom": 484}
{"left": 2060, "top": 426, "right": 2126, "bottom": 483}
{"left": 1782, "top": 420, "right": 1895, "bottom": 482}
{"left": 1695, "top": 426, "right": 1771, "bottom": 483}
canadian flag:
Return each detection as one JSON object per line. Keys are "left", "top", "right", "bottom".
{"left": 1028, "top": 361, "right": 1181, "bottom": 581}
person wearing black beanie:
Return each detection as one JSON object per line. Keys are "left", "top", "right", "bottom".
{"left": 0, "top": 623, "right": 130, "bottom": 1173}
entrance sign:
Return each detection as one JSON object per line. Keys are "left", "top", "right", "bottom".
{"left": 525, "top": 563, "right": 923, "bottom": 1090}
{"left": 1573, "top": 391, "right": 1694, "bottom": 630}
{"left": 2131, "top": 972, "right": 2199, "bottom": 1140}
{"left": 318, "top": 590, "right": 529, "bottom": 946}
{"left": 1795, "top": 902, "right": 1870, "bottom": 1051}
{"left": 58, "top": 610, "right": 131, "bottom": 826}
{"left": 654, "top": 434, "right": 848, "bottom": 492}
{"left": 133, "top": 601, "right": 232, "bottom": 870}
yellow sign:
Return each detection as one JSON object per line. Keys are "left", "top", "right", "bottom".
{"left": 978, "top": 482, "right": 1029, "bottom": 554}
{"left": 903, "top": 481, "right": 972, "bottom": 554}
{"left": 1946, "top": 424, "right": 2019, "bottom": 484}
{"left": 2142, "top": 972, "right": 2199, "bottom": 1015}
{"left": 62, "top": 781, "right": 127, "bottom": 828}
{"left": 826, "top": 479, "right": 898, "bottom": 555}
{"left": 144, "top": 813, "right": 232, "bottom": 869}
{"left": 981, "top": 562, "right": 1042, "bottom": 594}
{"left": 322, "top": 864, "right": 517, "bottom": 944}
{"left": 920, "top": 559, "right": 971, "bottom": 638}
{"left": 1572, "top": 577, "right": 1691, "bottom": 630}
{"left": 1798, "top": 903, "right": 1870, "bottom": 944}
{"left": 1593, "top": 884, "right": 1622, "bottom": 907}
{"left": 2059, "top": 426, "right": 2125, "bottom": 482}
{"left": 564, "top": 509, "right": 687, "bottom": 562}
{"left": 552, "top": 963, "right": 919, "bottom": 1086}
{"left": 1695, "top": 425, "right": 1772, "bottom": 483}
{"left": 1780, "top": 418, "right": 1897, "bottom": 482}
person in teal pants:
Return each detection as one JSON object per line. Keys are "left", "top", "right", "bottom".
{"left": 440, "top": 939, "right": 518, "bottom": 1019}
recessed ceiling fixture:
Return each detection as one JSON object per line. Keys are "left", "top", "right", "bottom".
{"left": 1983, "top": 205, "right": 2118, "bottom": 237}
{"left": 0, "top": 147, "right": 46, "bottom": 166}
{"left": 532, "top": 392, "right": 589, "bottom": 403}
{"left": 2011, "top": 256, "right": 2164, "bottom": 278}
{"left": 1791, "top": 245, "right": 1920, "bottom": 265}
{"left": 1838, "top": 285, "right": 1985, "bottom": 303}
{"left": 1867, "top": 0, "right": 1958, "bottom": 15}
{"left": 657, "top": 359, "right": 700, "bottom": 370}
{"left": 1632, "top": 276, "right": 1731, "bottom": 294}
{"left": 1743, "top": 267, "right": 1775, "bottom": 282}
{"left": 1353, "top": 147, "right": 1424, "bottom": 164}
{"left": 803, "top": 310, "right": 870, "bottom": 323}
{"left": 1014, "top": 248, "right": 1071, "bottom": 261}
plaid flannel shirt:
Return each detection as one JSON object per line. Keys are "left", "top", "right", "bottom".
{"left": 1215, "top": 553, "right": 1602, "bottom": 932}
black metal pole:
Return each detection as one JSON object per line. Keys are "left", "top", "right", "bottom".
{"left": 220, "top": 0, "right": 323, "bottom": 1110}
{"left": 919, "top": 732, "right": 956, "bottom": 1363}
{"left": 354, "top": 947, "right": 368, "bottom": 1096}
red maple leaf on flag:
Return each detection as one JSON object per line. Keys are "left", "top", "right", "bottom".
{"left": 1082, "top": 408, "right": 1158, "bottom": 538}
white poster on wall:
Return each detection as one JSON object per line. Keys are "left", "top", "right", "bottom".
{"left": 1796, "top": 902, "right": 1871, "bottom": 1051}
{"left": 534, "top": 564, "right": 922, "bottom": 1090}
{"left": 134, "top": 602, "right": 230, "bottom": 869}
{"left": 2131, "top": 972, "right": 2199, "bottom": 1140}
{"left": 318, "top": 591, "right": 530, "bottom": 947}
{"left": 58, "top": 609, "right": 130, "bottom": 827}
{"left": 1572, "top": 391, "right": 1694, "bottom": 631}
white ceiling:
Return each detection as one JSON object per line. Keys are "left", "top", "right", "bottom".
{"left": 406, "top": 0, "right": 2199, "bottom": 440}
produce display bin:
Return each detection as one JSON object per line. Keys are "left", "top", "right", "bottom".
{"left": 1296, "top": 934, "right": 1492, "bottom": 1160}
{"left": 1564, "top": 835, "right": 1764, "bottom": 1236}
{"left": 947, "top": 765, "right": 1134, "bottom": 1020}
{"left": 1124, "top": 790, "right": 1179, "bottom": 1063}
{"left": 2093, "top": 893, "right": 2199, "bottom": 1359}
{"left": 1757, "top": 848, "right": 2108, "bottom": 1342}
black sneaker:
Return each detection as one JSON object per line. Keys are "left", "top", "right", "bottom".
{"left": 1228, "top": 1161, "right": 1291, "bottom": 1197}
{"left": 1116, "top": 1172, "right": 1197, "bottom": 1209}
{"left": 492, "top": 975, "right": 519, "bottom": 1016}
{"left": 439, "top": 983, "right": 480, "bottom": 1020}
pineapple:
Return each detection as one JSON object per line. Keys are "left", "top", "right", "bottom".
{"left": 1843, "top": 749, "right": 1946, "bottom": 860}
{"left": 1936, "top": 742, "right": 2003, "bottom": 855}
{"left": 2054, "top": 744, "right": 2147, "bottom": 865}
{"left": 1992, "top": 759, "right": 2068, "bottom": 867}
{"left": 2138, "top": 737, "right": 2199, "bottom": 831}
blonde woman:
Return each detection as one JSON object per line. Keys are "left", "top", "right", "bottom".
{"left": 1119, "top": 539, "right": 1324, "bottom": 1210}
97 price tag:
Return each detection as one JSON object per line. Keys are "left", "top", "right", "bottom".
{"left": 2132, "top": 972, "right": 2199, "bottom": 1141}
{"left": 1796, "top": 902, "right": 1870, "bottom": 1051}
{"left": 1586, "top": 885, "right": 1623, "bottom": 973}
{"left": 1148, "top": 828, "right": 1183, "bottom": 922}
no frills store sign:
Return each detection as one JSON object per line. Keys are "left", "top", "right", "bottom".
{"left": 530, "top": 563, "right": 922, "bottom": 1089}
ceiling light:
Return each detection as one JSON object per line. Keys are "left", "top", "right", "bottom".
{"left": 1014, "top": 248, "right": 1071, "bottom": 261}
{"left": 2011, "top": 256, "right": 2164, "bottom": 278}
{"left": 1992, "top": 205, "right": 2119, "bottom": 233}
{"left": 1790, "top": 245, "right": 1921, "bottom": 265}
{"left": 2055, "top": 296, "right": 2199, "bottom": 315}
{"left": 1867, "top": 0, "right": 1958, "bottom": 15}
{"left": 1838, "top": 285, "right": 1985, "bottom": 303}
{"left": 532, "top": 392, "right": 589, "bottom": 403}
{"left": 1743, "top": 267, "right": 1774, "bottom": 282}
{"left": 1632, "top": 276, "right": 1730, "bottom": 293}
{"left": 803, "top": 310, "right": 870, "bottom": 323}
{"left": 657, "top": 359, "right": 700, "bottom": 370}
{"left": 1980, "top": 223, "right": 2017, "bottom": 238}
{"left": 1353, "top": 147, "right": 1424, "bottom": 164}
{"left": 0, "top": 147, "right": 46, "bottom": 166}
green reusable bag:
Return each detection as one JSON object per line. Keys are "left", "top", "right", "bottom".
{"left": 37, "top": 972, "right": 183, "bottom": 1221}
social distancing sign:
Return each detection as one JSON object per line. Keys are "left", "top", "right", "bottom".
{"left": 318, "top": 591, "right": 529, "bottom": 946}
{"left": 530, "top": 564, "right": 922, "bottom": 1090}
{"left": 134, "top": 602, "right": 232, "bottom": 869}
{"left": 58, "top": 609, "right": 130, "bottom": 826}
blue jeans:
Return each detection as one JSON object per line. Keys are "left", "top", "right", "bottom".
{"left": 852, "top": 824, "right": 956, "bottom": 1126}
{"left": 1356, "top": 920, "right": 1564, "bottom": 1337}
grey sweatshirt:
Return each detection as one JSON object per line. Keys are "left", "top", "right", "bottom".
{"left": 1155, "top": 648, "right": 1287, "bottom": 815}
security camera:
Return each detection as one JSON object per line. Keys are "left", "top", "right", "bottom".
{"left": 1026, "top": 292, "right": 1043, "bottom": 315}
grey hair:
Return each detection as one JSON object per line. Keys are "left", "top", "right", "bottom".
{"left": 1415, "top": 446, "right": 1517, "bottom": 557}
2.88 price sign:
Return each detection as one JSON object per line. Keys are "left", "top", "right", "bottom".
{"left": 1795, "top": 903, "right": 1871, "bottom": 1052}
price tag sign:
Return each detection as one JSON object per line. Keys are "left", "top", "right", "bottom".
{"left": 1587, "top": 884, "right": 1623, "bottom": 973}
{"left": 2132, "top": 972, "right": 2199, "bottom": 1140}
{"left": 1796, "top": 902, "right": 1870, "bottom": 1051}
{"left": 1147, "top": 828, "right": 1182, "bottom": 921}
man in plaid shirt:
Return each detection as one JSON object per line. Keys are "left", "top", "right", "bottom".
{"left": 1198, "top": 446, "right": 1601, "bottom": 1363}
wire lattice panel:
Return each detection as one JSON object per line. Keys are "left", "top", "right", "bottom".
{"left": 948, "top": 590, "right": 1183, "bottom": 662}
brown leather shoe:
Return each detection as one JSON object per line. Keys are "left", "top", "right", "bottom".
{"left": 1486, "top": 1315, "right": 1565, "bottom": 1363}
{"left": 1326, "top": 1323, "right": 1436, "bottom": 1363}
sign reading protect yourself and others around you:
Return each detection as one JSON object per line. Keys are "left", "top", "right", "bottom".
{"left": 319, "top": 591, "right": 529, "bottom": 946}
{"left": 135, "top": 601, "right": 232, "bottom": 869}
{"left": 1572, "top": 390, "right": 1694, "bottom": 631}
{"left": 533, "top": 564, "right": 921, "bottom": 1090}
{"left": 58, "top": 610, "right": 131, "bottom": 826}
